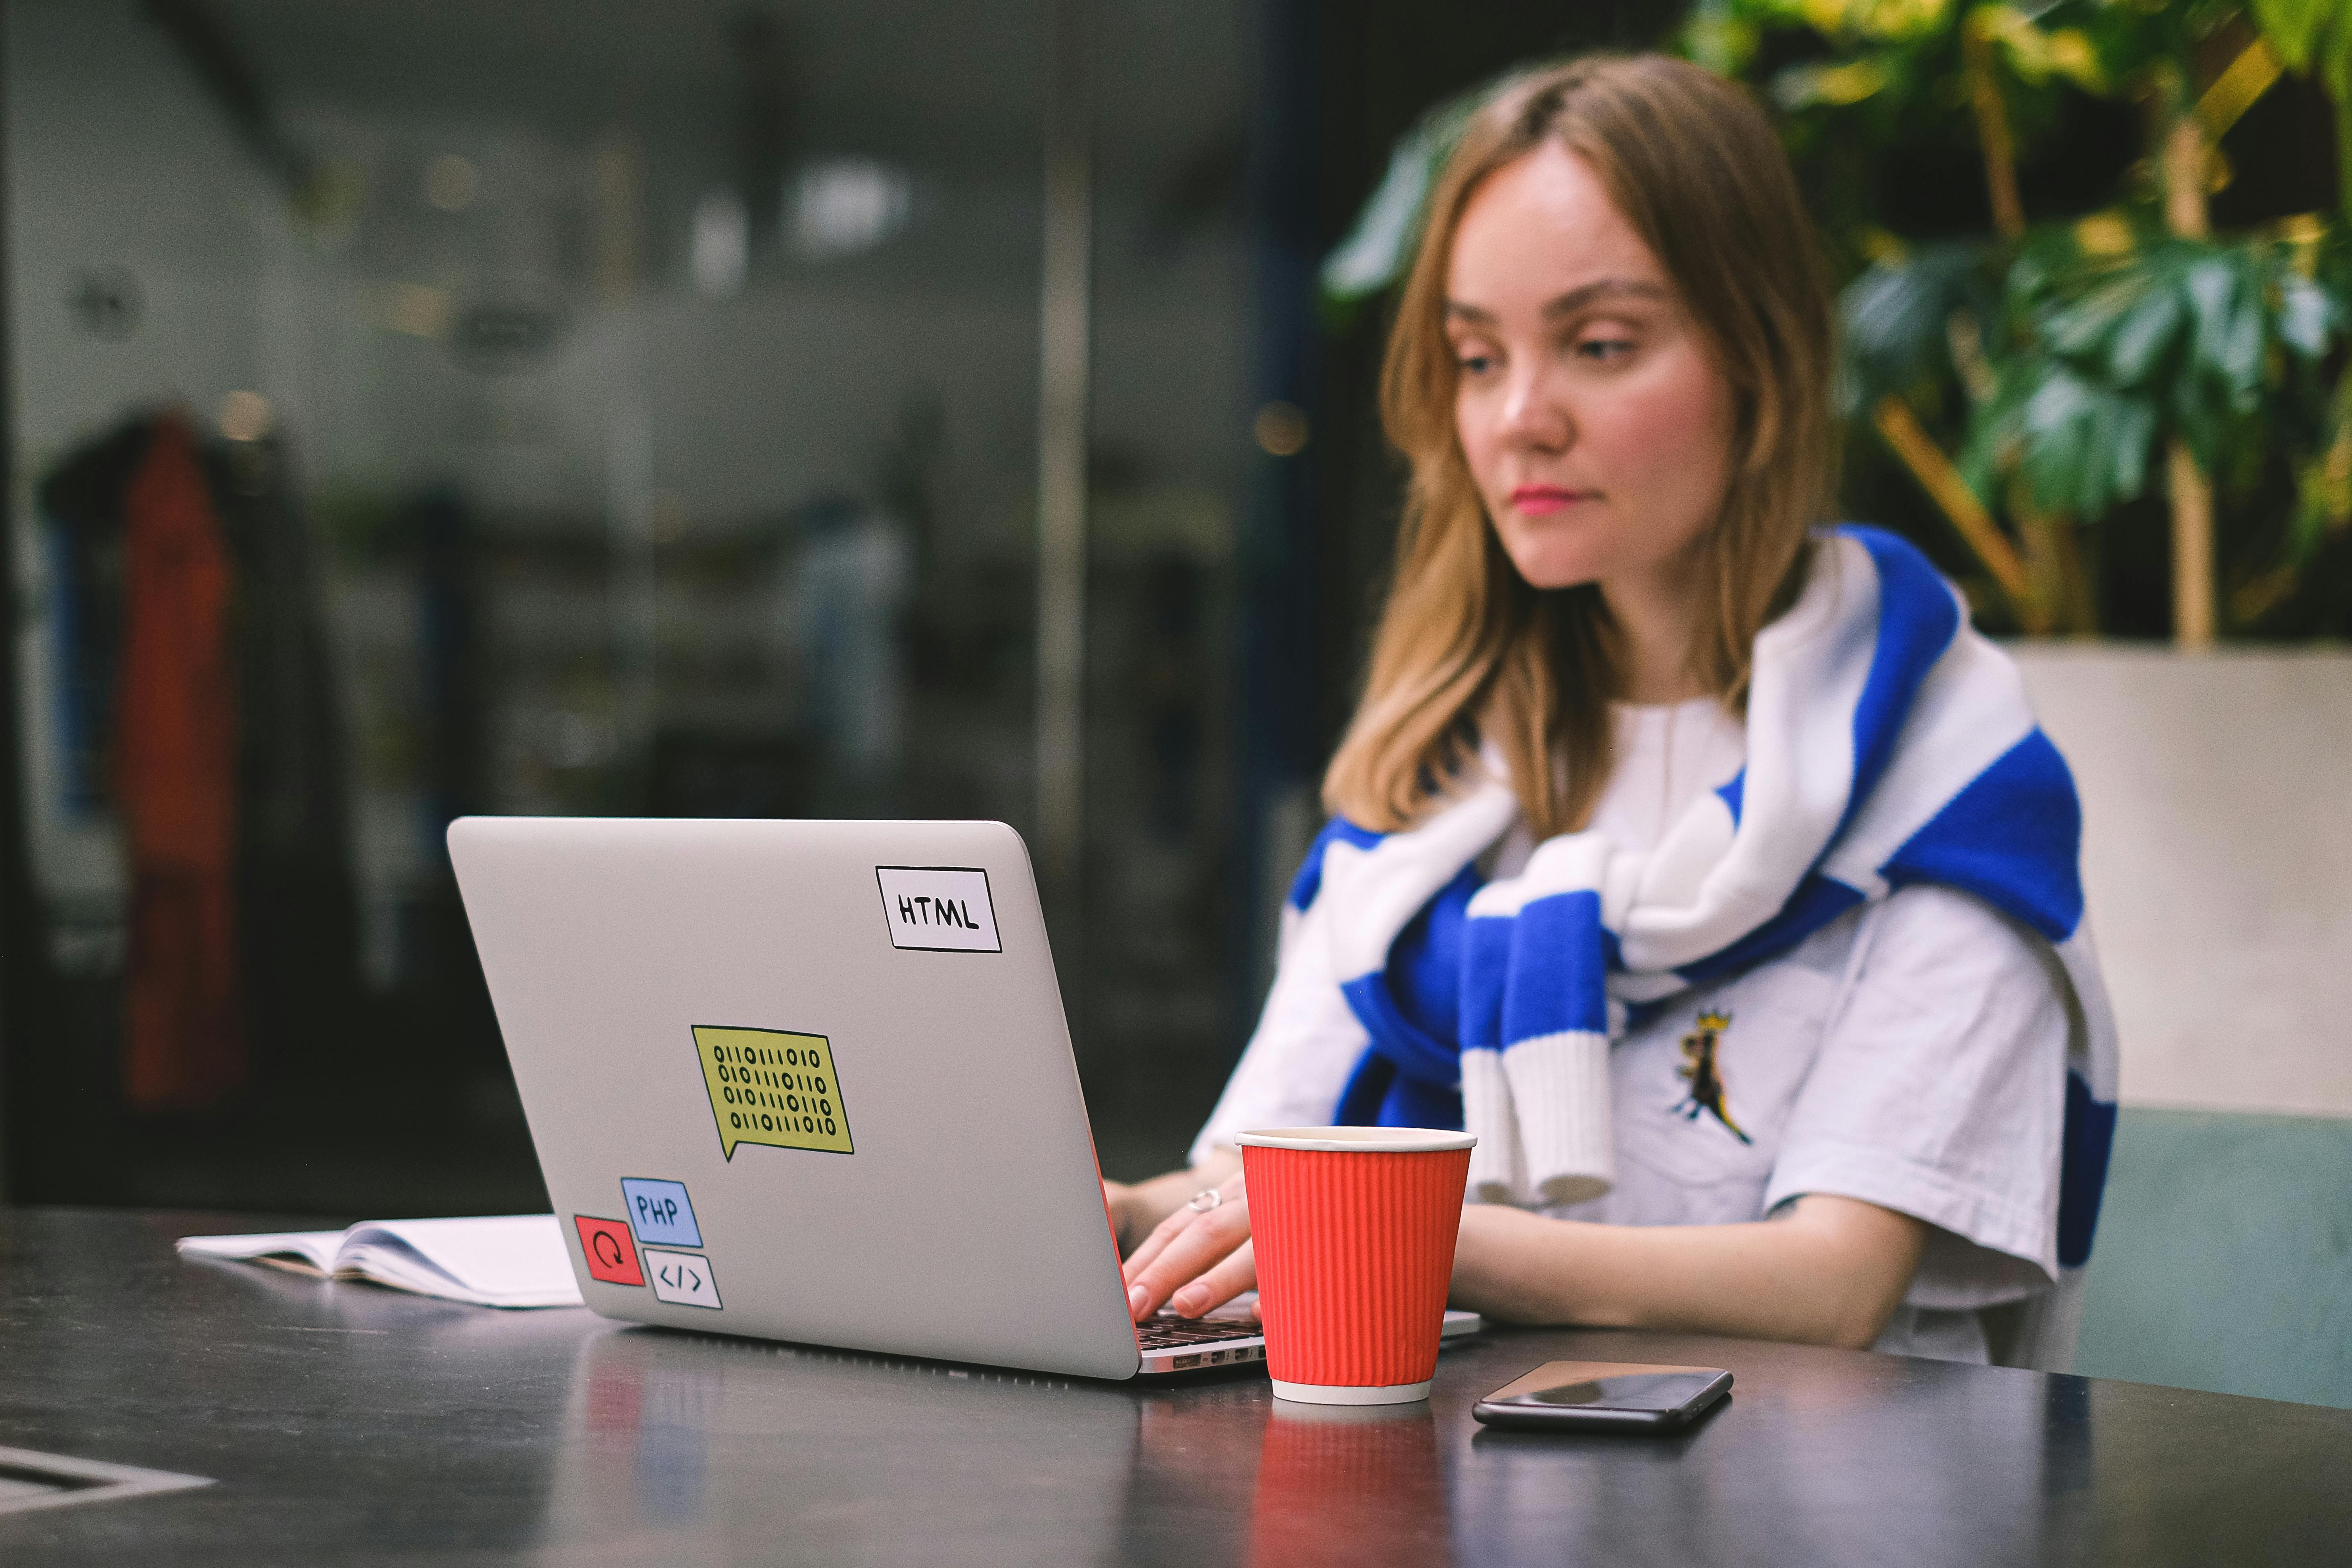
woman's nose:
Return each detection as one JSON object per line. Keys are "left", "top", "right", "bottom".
{"left": 1500, "top": 364, "right": 1572, "bottom": 451}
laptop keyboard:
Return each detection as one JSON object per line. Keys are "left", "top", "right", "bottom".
{"left": 1135, "top": 1313, "right": 1261, "bottom": 1349}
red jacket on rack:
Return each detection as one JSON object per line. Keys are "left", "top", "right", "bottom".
{"left": 115, "top": 414, "right": 243, "bottom": 1113}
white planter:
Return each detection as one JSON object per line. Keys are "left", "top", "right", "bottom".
{"left": 2012, "top": 644, "right": 2352, "bottom": 1120}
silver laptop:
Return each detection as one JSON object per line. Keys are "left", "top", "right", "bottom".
{"left": 449, "top": 816, "right": 1478, "bottom": 1380}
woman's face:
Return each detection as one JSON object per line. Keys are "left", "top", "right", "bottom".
{"left": 1445, "top": 140, "right": 1735, "bottom": 595}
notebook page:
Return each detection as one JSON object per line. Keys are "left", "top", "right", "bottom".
{"left": 344, "top": 1216, "right": 583, "bottom": 1306}
{"left": 177, "top": 1230, "right": 347, "bottom": 1274}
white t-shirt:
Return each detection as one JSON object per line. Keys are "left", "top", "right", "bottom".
{"left": 1194, "top": 697, "right": 2071, "bottom": 1364}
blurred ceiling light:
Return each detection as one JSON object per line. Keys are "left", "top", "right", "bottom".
{"left": 691, "top": 188, "right": 750, "bottom": 297}
{"left": 384, "top": 282, "right": 452, "bottom": 338}
{"left": 218, "top": 390, "right": 272, "bottom": 443}
{"left": 424, "top": 153, "right": 479, "bottom": 212}
{"left": 787, "top": 159, "right": 912, "bottom": 262}
{"left": 1254, "top": 401, "right": 1309, "bottom": 457}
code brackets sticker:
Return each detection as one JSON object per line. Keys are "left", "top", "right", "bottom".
{"left": 645, "top": 1248, "right": 721, "bottom": 1309}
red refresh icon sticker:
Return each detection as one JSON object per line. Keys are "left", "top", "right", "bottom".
{"left": 574, "top": 1215, "right": 645, "bottom": 1286}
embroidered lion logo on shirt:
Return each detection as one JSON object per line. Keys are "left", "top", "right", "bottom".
{"left": 1673, "top": 1009, "right": 1751, "bottom": 1144}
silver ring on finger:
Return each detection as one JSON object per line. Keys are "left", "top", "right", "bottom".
{"left": 1187, "top": 1187, "right": 1223, "bottom": 1213}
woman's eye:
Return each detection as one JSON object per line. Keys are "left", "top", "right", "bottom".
{"left": 1576, "top": 335, "right": 1635, "bottom": 363}
{"left": 1457, "top": 350, "right": 1495, "bottom": 375}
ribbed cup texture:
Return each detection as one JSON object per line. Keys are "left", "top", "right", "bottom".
{"left": 1243, "top": 1145, "right": 1471, "bottom": 1388}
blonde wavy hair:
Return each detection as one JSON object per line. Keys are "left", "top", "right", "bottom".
{"left": 1323, "top": 54, "right": 1835, "bottom": 839}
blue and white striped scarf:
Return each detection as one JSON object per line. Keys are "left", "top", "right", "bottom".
{"left": 1282, "top": 526, "right": 2120, "bottom": 1266}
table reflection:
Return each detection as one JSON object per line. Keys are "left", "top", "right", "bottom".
{"left": 1449, "top": 1353, "right": 2093, "bottom": 1566}
{"left": 1250, "top": 1400, "right": 1453, "bottom": 1568}
{"left": 538, "top": 1327, "right": 1141, "bottom": 1562}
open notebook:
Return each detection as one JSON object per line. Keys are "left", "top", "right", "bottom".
{"left": 176, "top": 1215, "right": 583, "bottom": 1309}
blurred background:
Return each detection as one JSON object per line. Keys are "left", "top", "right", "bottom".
{"left": 0, "top": 0, "right": 2345, "bottom": 1401}
{"left": 0, "top": 0, "right": 1691, "bottom": 1212}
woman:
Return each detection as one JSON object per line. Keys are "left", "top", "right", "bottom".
{"left": 1105, "top": 54, "right": 2117, "bottom": 1365}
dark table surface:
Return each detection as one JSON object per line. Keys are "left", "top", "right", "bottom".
{"left": 2, "top": 1207, "right": 2348, "bottom": 1566}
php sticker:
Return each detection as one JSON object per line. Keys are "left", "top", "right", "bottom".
{"left": 574, "top": 1216, "right": 644, "bottom": 1286}
{"left": 875, "top": 866, "right": 1001, "bottom": 952}
{"left": 693, "top": 1025, "right": 853, "bottom": 1160}
{"left": 646, "top": 1249, "right": 721, "bottom": 1309}
{"left": 620, "top": 1178, "right": 702, "bottom": 1248}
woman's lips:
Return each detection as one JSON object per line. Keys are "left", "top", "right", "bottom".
{"left": 1510, "top": 486, "right": 1594, "bottom": 517}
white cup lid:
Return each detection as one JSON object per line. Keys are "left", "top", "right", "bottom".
{"left": 1234, "top": 1126, "right": 1476, "bottom": 1153}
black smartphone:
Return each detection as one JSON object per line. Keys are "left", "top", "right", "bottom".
{"left": 1471, "top": 1360, "right": 1733, "bottom": 1433}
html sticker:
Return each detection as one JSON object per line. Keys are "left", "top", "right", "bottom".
{"left": 574, "top": 1216, "right": 645, "bottom": 1286}
{"left": 875, "top": 866, "right": 1001, "bottom": 952}
{"left": 693, "top": 1025, "right": 854, "bottom": 1160}
{"left": 646, "top": 1248, "right": 722, "bottom": 1309}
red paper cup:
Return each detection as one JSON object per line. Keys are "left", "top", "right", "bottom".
{"left": 1236, "top": 1126, "right": 1475, "bottom": 1405}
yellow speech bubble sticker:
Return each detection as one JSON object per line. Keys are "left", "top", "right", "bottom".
{"left": 693, "top": 1025, "right": 854, "bottom": 1160}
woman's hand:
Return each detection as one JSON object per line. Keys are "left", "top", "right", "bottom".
{"left": 1119, "top": 1169, "right": 1256, "bottom": 1321}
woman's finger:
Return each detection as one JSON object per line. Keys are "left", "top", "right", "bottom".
{"left": 1121, "top": 1173, "right": 1244, "bottom": 1280}
{"left": 1164, "top": 1239, "right": 1256, "bottom": 1319}
{"left": 1124, "top": 1200, "right": 1247, "bottom": 1313}
{"left": 1125, "top": 1198, "right": 1251, "bottom": 1319}
{"left": 1120, "top": 1202, "right": 1198, "bottom": 1280}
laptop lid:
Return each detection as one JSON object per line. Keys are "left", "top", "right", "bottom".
{"left": 449, "top": 815, "right": 1144, "bottom": 1380}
